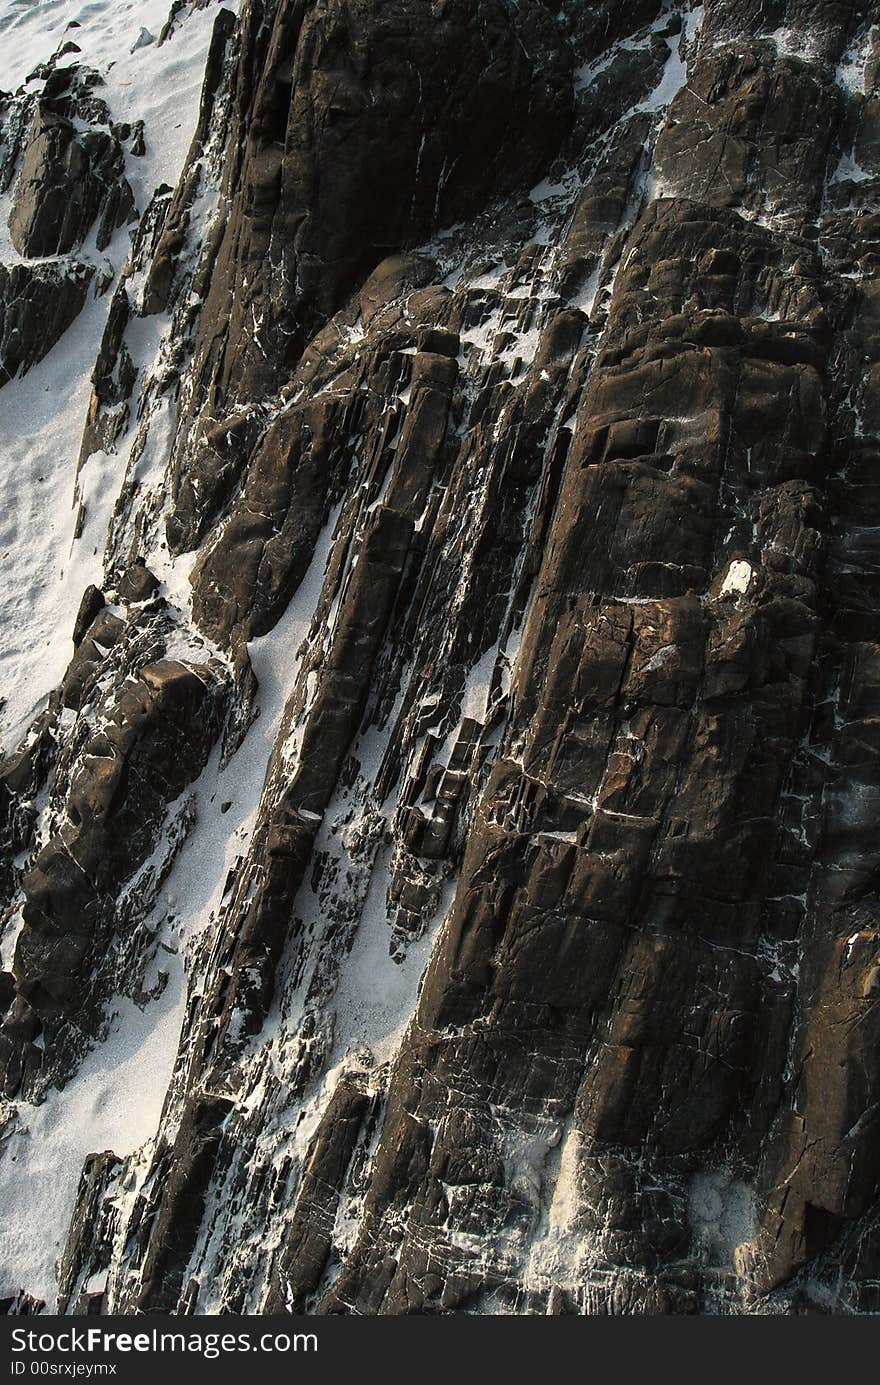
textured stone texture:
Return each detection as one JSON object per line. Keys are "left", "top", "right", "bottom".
{"left": 0, "top": 655, "right": 228, "bottom": 1097}
{"left": 2, "top": 0, "right": 880, "bottom": 1318}
{"left": 8, "top": 66, "right": 134, "bottom": 257}
{"left": 163, "top": 0, "right": 573, "bottom": 553}
{"left": 0, "top": 261, "right": 94, "bottom": 387}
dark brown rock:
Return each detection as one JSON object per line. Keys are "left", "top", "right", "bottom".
{"left": 1, "top": 660, "right": 227, "bottom": 1093}
{"left": 11, "top": 0, "right": 880, "bottom": 1323}
{"left": 9, "top": 78, "right": 134, "bottom": 256}
{"left": 0, "top": 262, "right": 94, "bottom": 387}
{"left": 165, "top": 0, "right": 573, "bottom": 553}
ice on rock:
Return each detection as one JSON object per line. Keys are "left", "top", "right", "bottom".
{"left": 130, "top": 27, "right": 156, "bottom": 55}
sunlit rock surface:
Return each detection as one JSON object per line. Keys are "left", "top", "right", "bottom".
{"left": 0, "top": 0, "right": 879, "bottom": 1316}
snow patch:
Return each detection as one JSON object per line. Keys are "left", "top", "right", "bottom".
{"left": 0, "top": 987, "right": 182, "bottom": 1304}
{"left": 835, "top": 24, "right": 877, "bottom": 97}
{"left": 689, "top": 1170, "right": 756, "bottom": 1270}
{"left": 719, "top": 559, "right": 754, "bottom": 597}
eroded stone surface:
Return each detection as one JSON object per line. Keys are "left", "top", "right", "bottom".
{"left": 2, "top": 0, "right": 880, "bottom": 1319}
{"left": 8, "top": 66, "right": 134, "bottom": 258}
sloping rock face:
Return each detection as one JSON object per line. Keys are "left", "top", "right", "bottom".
{"left": 163, "top": 0, "right": 573, "bottom": 553}
{"left": 0, "top": 654, "right": 228, "bottom": 1097}
{"left": 1, "top": 0, "right": 880, "bottom": 1317}
{"left": 0, "top": 61, "right": 136, "bottom": 388}
{"left": 9, "top": 66, "right": 135, "bottom": 258}
{"left": 0, "top": 260, "right": 94, "bottom": 385}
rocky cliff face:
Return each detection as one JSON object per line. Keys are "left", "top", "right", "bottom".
{"left": 0, "top": 0, "right": 879, "bottom": 1316}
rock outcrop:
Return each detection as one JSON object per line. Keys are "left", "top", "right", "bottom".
{"left": 1, "top": 0, "right": 880, "bottom": 1318}
{"left": 0, "top": 652, "right": 227, "bottom": 1097}
{"left": 9, "top": 66, "right": 134, "bottom": 258}
{"left": 0, "top": 61, "right": 136, "bottom": 389}
{"left": 0, "top": 261, "right": 94, "bottom": 386}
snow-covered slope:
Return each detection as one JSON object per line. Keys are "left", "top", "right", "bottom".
{"left": 0, "top": 0, "right": 237, "bottom": 1304}
{"left": 0, "top": 0, "right": 225, "bottom": 753}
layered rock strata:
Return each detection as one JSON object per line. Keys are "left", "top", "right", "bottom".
{"left": 0, "top": 0, "right": 879, "bottom": 1317}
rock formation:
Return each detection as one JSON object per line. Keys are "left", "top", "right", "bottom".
{"left": 0, "top": 0, "right": 879, "bottom": 1316}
